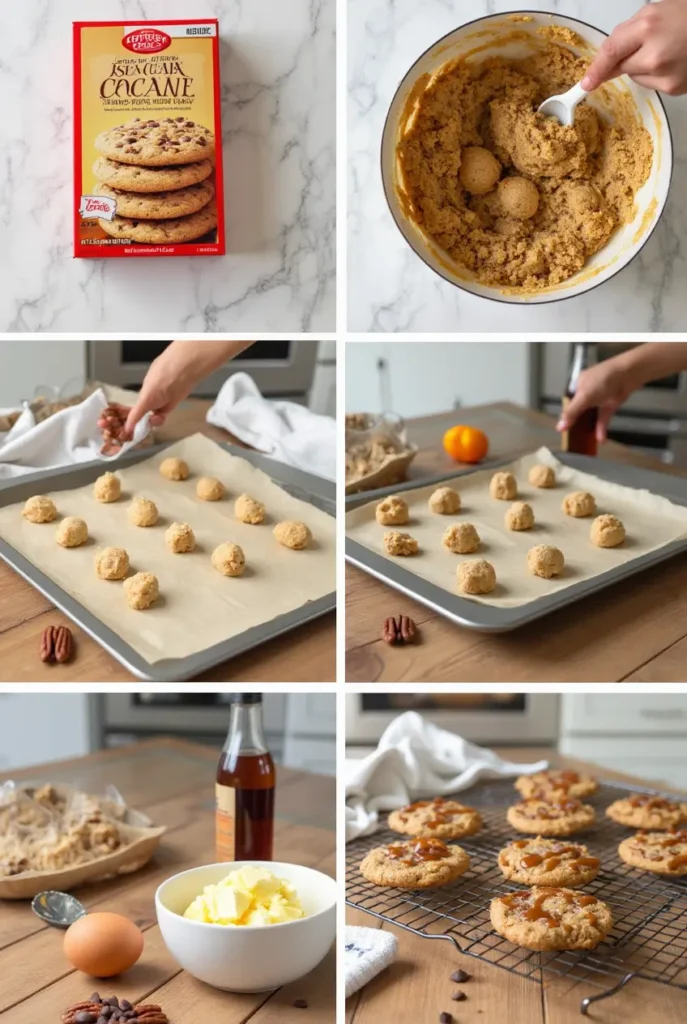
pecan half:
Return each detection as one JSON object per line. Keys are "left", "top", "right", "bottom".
{"left": 382, "top": 614, "right": 416, "bottom": 645}
{"left": 54, "top": 625, "right": 73, "bottom": 663}
{"left": 62, "top": 999, "right": 168, "bottom": 1024}
{"left": 40, "top": 625, "right": 57, "bottom": 663}
{"left": 61, "top": 1003, "right": 101, "bottom": 1024}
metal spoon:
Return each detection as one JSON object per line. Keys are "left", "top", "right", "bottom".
{"left": 538, "top": 80, "right": 590, "bottom": 126}
{"left": 31, "top": 890, "right": 87, "bottom": 929}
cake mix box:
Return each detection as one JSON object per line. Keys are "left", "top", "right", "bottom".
{"left": 73, "top": 20, "right": 225, "bottom": 258}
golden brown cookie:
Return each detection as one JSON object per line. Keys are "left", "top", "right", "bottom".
{"left": 606, "top": 794, "right": 687, "bottom": 831}
{"left": 505, "top": 501, "right": 534, "bottom": 531}
{"left": 93, "top": 155, "right": 214, "bottom": 193}
{"left": 99, "top": 201, "right": 218, "bottom": 244}
{"left": 95, "top": 117, "right": 215, "bottom": 167}
{"left": 95, "top": 181, "right": 215, "bottom": 221}
{"left": 376, "top": 495, "right": 409, "bottom": 526}
{"left": 529, "top": 464, "right": 556, "bottom": 488}
{"left": 388, "top": 797, "right": 482, "bottom": 840}
{"left": 563, "top": 491, "right": 596, "bottom": 518}
{"left": 443, "top": 523, "right": 480, "bottom": 554}
{"left": 22, "top": 495, "right": 57, "bottom": 523}
{"left": 360, "top": 838, "right": 470, "bottom": 889}
{"left": 591, "top": 514, "right": 626, "bottom": 548}
{"left": 383, "top": 531, "right": 419, "bottom": 556}
{"left": 497, "top": 837, "right": 600, "bottom": 886}
{"left": 507, "top": 798, "right": 595, "bottom": 837}
{"left": 429, "top": 486, "right": 461, "bottom": 514}
{"left": 515, "top": 770, "right": 598, "bottom": 801}
{"left": 618, "top": 830, "right": 687, "bottom": 876}
{"left": 490, "top": 471, "right": 517, "bottom": 500}
{"left": 527, "top": 545, "right": 564, "bottom": 579}
{"left": 490, "top": 887, "right": 613, "bottom": 951}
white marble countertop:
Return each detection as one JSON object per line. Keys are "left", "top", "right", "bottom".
{"left": 348, "top": 0, "right": 686, "bottom": 333}
{"left": 0, "top": 0, "right": 335, "bottom": 333}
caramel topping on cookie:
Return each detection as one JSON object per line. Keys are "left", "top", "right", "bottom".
{"left": 498, "top": 888, "right": 601, "bottom": 928}
{"left": 386, "top": 838, "right": 450, "bottom": 864}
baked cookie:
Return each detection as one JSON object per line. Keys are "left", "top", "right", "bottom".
{"left": 160, "top": 458, "right": 189, "bottom": 481}
{"left": 458, "top": 558, "right": 496, "bottom": 595}
{"left": 166, "top": 522, "right": 196, "bottom": 553}
{"left": 360, "top": 838, "right": 470, "bottom": 889}
{"left": 95, "top": 117, "right": 216, "bottom": 167}
{"left": 196, "top": 476, "right": 225, "bottom": 501}
{"left": 443, "top": 523, "right": 480, "bottom": 554}
{"left": 515, "top": 770, "right": 598, "bottom": 801}
{"left": 383, "top": 531, "right": 419, "bottom": 556}
{"left": 212, "top": 542, "right": 246, "bottom": 577}
{"left": 95, "top": 181, "right": 215, "bottom": 221}
{"left": 274, "top": 521, "right": 312, "bottom": 550}
{"left": 235, "top": 494, "right": 265, "bottom": 525}
{"left": 22, "top": 495, "right": 57, "bottom": 523}
{"left": 498, "top": 837, "right": 600, "bottom": 886}
{"left": 99, "top": 200, "right": 218, "bottom": 245}
{"left": 528, "top": 545, "right": 564, "bottom": 579}
{"left": 529, "top": 464, "right": 556, "bottom": 488}
{"left": 429, "top": 486, "right": 461, "bottom": 515}
{"left": 56, "top": 517, "right": 88, "bottom": 548}
{"left": 93, "top": 471, "right": 121, "bottom": 503}
{"left": 505, "top": 501, "right": 534, "bottom": 531}
{"left": 591, "top": 514, "right": 626, "bottom": 548}
{"left": 95, "top": 547, "right": 130, "bottom": 581}
{"left": 507, "top": 798, "right": 595, "bottom": 836}
{"left": 128, "top": 497, "right": 159, "bottom": 527}
{"left": 563, "top": 491, "right": 596, "bottom": 518}
{"left": 618, "top": 830, "right": 687, "bottom": 876}
{"left": 93, "top": 156, "right": 214, "bottom": 193}
{"left": 123, "top": 572, "right": 159, "bottom": 610}
{"left": 376, "top": 495, "right": 409, "bottom": 526}
{"left": 490, "top": 471, "right": 517, "bottom": 500}
{"left": 388, "top": 797, "right": 482, "bottom": 840}
{"left": 490, "top": 887, "right": 613, "bottom": 951}
{"left": 606, "top": 793, "right": 687, "bottom": 831}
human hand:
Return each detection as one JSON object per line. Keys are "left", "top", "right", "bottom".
{"left": 556, "top": 361, "right": 637, "bottom": 443}
{"left": 582, "top": 0, "right": 687, "bottom": 95}
{"left": 97, "top": 401, "right": 167, "bottom": 455}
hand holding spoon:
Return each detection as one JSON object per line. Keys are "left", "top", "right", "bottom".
{"left": 538, "top": 80, "right": 591, "bottom": 126}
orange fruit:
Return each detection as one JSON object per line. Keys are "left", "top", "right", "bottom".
{"left": 443, "top": 425, "right": 489, "bottom": 464}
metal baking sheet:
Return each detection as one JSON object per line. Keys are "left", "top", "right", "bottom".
{"left": 345, "top": 453, "right": 687, "bottom": 633}
{"left": 0, "top": 443, "right": 336, "bottom": 681}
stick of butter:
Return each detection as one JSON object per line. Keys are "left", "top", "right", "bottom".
{"left": 183, "top": 866, "right": 306, "bottom": 926}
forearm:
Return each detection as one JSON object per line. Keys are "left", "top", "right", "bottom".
{"left": 165, "top": 340, "right": 255, "bottom": 388}
{"left": 617, "top": 343, "right": 687, "bottom": 390}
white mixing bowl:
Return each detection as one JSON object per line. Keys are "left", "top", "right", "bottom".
{"left": 382, "top": 11, "right": 673, "bottom": 305}
{"left": 155, "top": 861, "right": 337, "bottom": 992}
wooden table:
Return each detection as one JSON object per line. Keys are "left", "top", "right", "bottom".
{"left": 0, "top": 399, "right": 336, "bottom": 683}
{"left": 346, "top": 402, "right": 687, "bottom": 683}
{"left": 346, "top": 749, "right": 687, "bottom": 1024}
{"left": 1, "top": 738, "right": 336, "bottom": 1023}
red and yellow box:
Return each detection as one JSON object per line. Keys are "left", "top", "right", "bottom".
{"left": 73, "top": 20, "right": 225, "bottom": 259}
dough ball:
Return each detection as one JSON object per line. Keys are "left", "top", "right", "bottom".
{"left": 383, "top": 531, "right": 419, "bottom": 556}
{"left": 459, "top": 146, "right": 501, "bottom": 194}
{"left": 235, "top": 493, "right": 265, "bottom": 525}
{"left": 212, "top": 542, "right": 246, "bottom": 577}
{"left": 95, "top": 546, "right": 130, "bottom": 580}
{"left": 490, "top": 472, "right": 517, "bottom": 500}
{"left": 375, "top": 495, "right": 409, "bottom": 526}
{"left": 429, "top": 486, "right": 461, "bottom": 515}
{"left": 529, "top": 464, "right": 556, "bottom": 489}
{"left": 196, "top": 476, "right": 225, "bottom": 501}
{"left": 128, "top": 497, "right": 159, "bottom": 527}
{"left": 22, "top": 495, "right": 57, "bottom": 523}
{"left": 563, "top": 491, "right": 596, "bottom": 518}
{"left": 93, "top": 471, "right": 121, "bottom": 503}
{"left": 166, "top": 522, "right": 196, "bottom": 553}
{"left": 274, "top": 520, "right": 312, "bottom": 550}
{"left": 124, "top": 571, "right": 159, "bottom": 610}
{"left": 458, "top": 558, "right": 496, "bottom": 595}
{"left": 56, "top": 517, "right": 88, "bottom": 548}
{"left": 591, "top": 514, "right": 626, "bottom": 548}
{"left": 569, "top": 183, "right": 602, "bottom": 216}
{"left": 160, "top": 457, "right": 189, "bottom": 482}
{"left": 506, "top": 501, "right": 535, "bottom": 532}
{"left": 498, "top": 176, "right": 540, "bottom": 219}
{"left": 444, "top": 523, "right": 480, "bottom": 554}
{"left": 528, "top": 545, "right": 565, "bottom": 579}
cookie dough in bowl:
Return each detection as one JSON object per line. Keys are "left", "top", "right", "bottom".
{"left": 383, "top": 12, "right": 671, "bottom": 305}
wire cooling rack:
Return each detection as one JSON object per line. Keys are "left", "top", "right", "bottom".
{"left": 346, "top": 778, "right": 687, "bottom": 1014}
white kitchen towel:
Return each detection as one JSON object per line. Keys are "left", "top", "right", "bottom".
{"left": 206, "top": 373, "right": 336, "bottom": 481}
{"left": 0, "top": 389, "right": 151, "bottom": 479}
{"left": 346, "top": 712, "right": 549, "bottom": 841}
{"left": 345, "top": 926, "right": 398, "bottom": 999}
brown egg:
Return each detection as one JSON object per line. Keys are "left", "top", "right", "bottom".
{"left": 64, "top": 912, "right": 144, "bottom": 977}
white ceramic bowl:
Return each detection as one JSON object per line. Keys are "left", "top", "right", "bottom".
{"left": 382, "top": 11, "right": 673, "bottom": 305}
{"left": 155, "top": 861, "right": 337, "bottom": 993}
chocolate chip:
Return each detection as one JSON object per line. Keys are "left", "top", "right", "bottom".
{"left": 452, "top": 991, "right": 467, "bottom": 1001}
{"left": 450, "top": 969, "right": 471, "bottom": 983}
{"left": 120, "top": 1002, "right": 132, "bottom": 1012}
{"left": 293, "top": 999, "right": 308, "bottom": 1009}
{"left": 199, "top": 138, "right": 208, "bottom": 146}
{"left": 100, "top": 1008, "right": 112, "bottom": 1019}
{"left": 97, "top": 1018, "right": 108, "bottom": 1024}
{"left": 440, "top": 1015, "right": 453, "bottom": 1024}
{"left": 104, "top": 996, "right": 119, "bottom": 1007}
{"left": 176, "top": 116, "right": 185, "bottom": 121}
{"left": 184, "top": 120, "right": 195, "bottom": 126}
{"left": 180, "top": 136, "right": 192, "bottom": 142}
{"left": 125, "top": 137, "right": 137, "bottom": 143}
{"left": 75, "top": 1015, "right": 97, "bottom": 1023}
{"left": 90, "top": 994, "right": 102, "bottom": 1005}
{"left": 149, "top": 122, "right": 160, "bottom": 128}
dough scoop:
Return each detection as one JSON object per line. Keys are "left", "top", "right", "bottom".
{"left": 538, "top": 80, "right": 590, "bottom": 126}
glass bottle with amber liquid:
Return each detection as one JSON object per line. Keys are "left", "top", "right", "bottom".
{"left": 561, "top": 342, "right": 599, "bottom": 457}
{"left": 216, "top": 694, "right": 275, "bottom": 862}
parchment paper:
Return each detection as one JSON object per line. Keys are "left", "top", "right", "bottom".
{"left": 346, "top": 448, "right": 687, "bottom": 609}
{"left": 0, "top": 434, "right": 336, "bottom": 663}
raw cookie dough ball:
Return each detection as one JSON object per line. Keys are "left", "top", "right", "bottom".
{"left": 429, "top": 486, "right": 461, "bottom": 515}
{"left": 375, "top": 495, "right": 409, "bottom": 526}
{"left": 128, "top": 497, "right": 159, "bottom": 527}
{"left": 56, "top": 517, "right": 88, "bottom": 548}
{"left": 93, "top": 471, "right": 121, "bottom": 503}
{"left": 196, "top": 476, "right": 225, "bottom": 501}
{"left": 529, "top": 464, "right": 556, "bottom": 489}
{"left": 490, "top": 472, "right": 517, "bottom": 500}
{"left": 274, "top": 520, "right": 312, "bottom": 550}
{"left": 459, "top": 147, "right": 501, "bottom": 195}
{"left": 384, "top": 531, "right": 419, "bottom": 557}
{"left": 95, "top": 546, "right": 130, "bottom": 580}
{"left": 458, "top": 558, "right": 496, "bottom": 595}
{"left": 444, "top": 523, "right": 480, "bottom": 554}
{"left": 235, "top": 493, "right": 265, "bottom": 525}
{"left": 528, "top": 545, "right": 565, "bottom": 579}
{"left": 123, "top": 571, "right": 159, "bottom": 610}
{"left": 212, "top": 542, "right": 246, "bottom": 577}
{"left": 498, "top": 177, "right": 540, "bottom": 220}
{"left": 166, "top": 522, "right": 196, "bottom": 553}
{"left": 160, "top": 457, "right": 189, "bottom": 482}
{"left": 591, "top": 514, "right": 626, "bottom": 548}
{"left": 506, "top": 502, "right": 535, "bottom": 532}
{"left": 22, "top": 495, "right": 57, "bottom": 523}
{"left": 563, "top": 491, "right": 596, "bottom": 518}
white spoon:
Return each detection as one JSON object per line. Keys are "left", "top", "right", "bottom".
{"left": 538, "top": 81, "right": 590, "bottom": 126}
